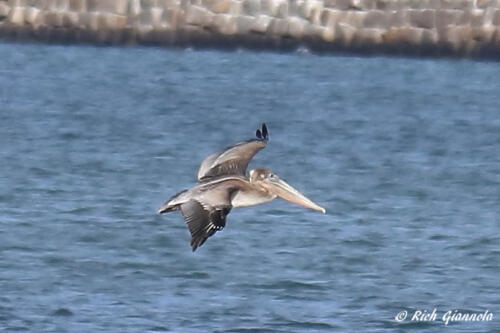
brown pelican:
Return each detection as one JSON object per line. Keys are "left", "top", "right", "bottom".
{"left": 158, "top": 124, "right": 326, "bottom": 251}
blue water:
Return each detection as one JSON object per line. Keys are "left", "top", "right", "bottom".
{"left": 1, "top": 43, "right": 499, "bottom": 332}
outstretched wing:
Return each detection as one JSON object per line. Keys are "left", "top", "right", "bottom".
{"left": 180, "top": 199, "right": 231, "bottom": 251}
{"left": 197, "top": 123, "right": 269, "bottom": 182}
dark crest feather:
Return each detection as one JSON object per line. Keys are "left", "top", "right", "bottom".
{"left": 261, "top": 123, "right": 268, "bottom": 140}
{"left": 256, "top": 123, "right": 268, "bottom": 141}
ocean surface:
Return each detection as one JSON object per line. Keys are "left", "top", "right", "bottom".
{"left": 1, "top": 43, "right": 499, "bottom": 332}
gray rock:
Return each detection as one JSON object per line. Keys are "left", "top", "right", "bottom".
{"left": 363, "top": 10, "right": 388, "bottom": 28}
{"left": 242, "top": 0, "right": 260, "bottom": 16}
{"left": 268, "top": 17, "right": 288, "bottom": 35}
{"left": 388, "top": 9, "right": 407, "bottom": 28}
{"left": 25, "top": 6, "right": 41, "bottom": 25}
{"left": 336, "top": 22, "right": 356, "bottom": 44}
{"left": 355, "top": 27, "right": 383, "bottom": 45}
{"left": 69, "top": 0, "right": 87, "bottom": 12}
{"left": 8, "top": 6, "right": 24, "bottom": 25}
{"left": 162, "top": 8, "right": 181, "bottom": 27}
{"left": 287, "top": 16, "right": 307, "bottom": 38}
{"left": 493, "top": 8, "right": 500, "bottom": 25}
{"left": 211, "top": 0, "right": 232, "bottom": 14}
{"left": 88, "top": 0, "right": 129, "bottom": 15}
{"left": 324, "top": 0, "right": 355, "bottom": 10}
{"left": 251, "top": 14, "right": 272, "bottom": 33}
{"left": 408, "top": 9, "right": 435, "bottom": 29}
{"left": 43, "top": 11, "right": 64, "bottom": 27}
{"left": 140, "top": 7, "right": 164, "bottom": 26}
{"left": 436, "top": 9, "right": 463, "bottom": 27}
{"left": 0, "top": 3, "right": 11, "bottom": 19}
{"left": 236, "top": 14, "right": 254, "bottom": 33}
{"left": 212, "top": 13, "right": 238, "bottom": 34}
{"left": 320, "top": 8, "right": 342, "bottom": 27}
{"left": 185, "top": 5, "right": 213, "bottom": 26}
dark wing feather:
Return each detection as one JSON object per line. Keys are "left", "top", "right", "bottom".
{"left": 197, "top": 124, "right": 269, "bottom": 182}
{"left": 180, "top": 199, "right": 231, "bottom": 251}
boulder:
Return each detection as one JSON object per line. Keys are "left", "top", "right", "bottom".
{"left": 357, "top": 0, "right": 376, "bottom": 10}
{"left": 242, "top": 0, "right": 260, "bottom": 16}
{"left": 43, "top": 11, "right": 64, "bottom": 27}
{"left": 436, "top": 9, "right": 462, "bottom": 28}
{"left": 236, "top": 14, "right": 254, "bottom": 34}
{"left": 8, "top": 6, "right": 24, "bottom": 25}
{"left": 388, "top": 9, "right": 407, "bottom": 28}
{"left": 140, "top": 7, "right": 164, "bottom": 27}
{"left": 383, "top": 26, "right": 424, "bottom": 46}
{"left": 251, "top": 14, "right": 272, "bottom": 33}
{"left": 482, "top": 7, "right": 496, "bottom": 26}
{"left": 100, "top": 13, "right": 128, "bottom": 29}
{"left": 62, "top": 11, "right": 79, "bottom": 27}
{"left": 79, "top": 12, "right": 99, "bottom": 30}
{"left": 440, "top": 0, "right": 471, "bottom": 10}
{"left": 287, "top": 16, "right": 307, "bottom": 38}
{"left": 305, "top": 24, "right": 334, "bottom": 42}
{"left": 140, "top": 0, "right": 159, "bottom": 10}
{"left": 344, "top": 11, "right": 367, "bottom": 28}
{"left": 493, "top": 8, "right": 500, "bottom": 25}
{"left": 0, "top": 3, "right": 10, "bottom": 19}
{"left": 355, "top": 28, "right": 383, "bottom": 45}
{"left": 129, "top": 0, "right": 142, "bottom": 16}
{"left": 88, "top": 0, "right": 129, "bottom": 15}
{"left": 475, "top": 0, "right": 490, "bottom": 9}
{"left": 8, "top": 0, "right": 27, "bottom": 7}
{"left": 185, "top": 5, "right": 213, "bottom": 26}
{"left": 408, "top": 9, "right": 435, "bottom": 29}
{"left": 25, "top": 6, "right": 41, "bottom": 25}
{"left": 287, "top": 0, "right": 300, "bottom": 16}
{"left": 162, "top": 8, "right": 181, "bottom": 28}
{"left": 45, "top": 0, "right": 69, "bottom": 11}
{"left": 363, "top": 10, "right": 388, "bottom": 28}
{"left": 324, "top": 0, "right": 355, "bottom": 10}
{"left": 374, "top": 0, "right": 390, "bottom": 10}
{"left": 212, "top": 13, "right": 238, "bottom": 35}
{"left": 320, "top": 8, "right": 343, "bottom": 28}
{"left": 409, "top": 0, "right": 427, "bottom": 9}
{"left": 420, "top": 27, "right": 437, "bottom": 45}
{"left": 471, "top": 9, "right": 484, "bottom": 27}
{"left": 321, "top": 26, "right": 335, "bottom": 42}
{"left": 268, "top": 17, "right": 288, "bottom": 35}
{"left": 276, "top": 1, "right": 288, "bottom": 18}
{"left": 336, "top": 22, "right": 356, "bottom": 45}
{"left": 157, "top": 0, "right": 181, "bottom": 7}
{"left": 69, "top": 0, "right": 87, "bottom": 12}
{"left": 298, "top": 0, "right": 322, "bottom": 21}
{"left": 229, "top": 0, "right": 242, "bottom": 15}
{"left": 211, "top": 0, "right": 232, "bottom": 14}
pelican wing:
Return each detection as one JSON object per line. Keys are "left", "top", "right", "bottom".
{"left": 180, "top": 199, "right": 231, "bottom": 251}
{"left": 197, "top": 124, "right": 268, "bottom": 182}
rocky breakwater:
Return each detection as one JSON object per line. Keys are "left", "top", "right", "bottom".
{"left": 1, "top": 0, "right": 500, "bottom": 58}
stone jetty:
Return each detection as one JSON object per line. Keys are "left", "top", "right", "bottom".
{"left": 1, "top": 0, "right": 500, "bottom": 58}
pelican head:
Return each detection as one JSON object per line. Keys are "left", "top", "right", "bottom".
{"left": 249, "top": 168, "right": 326, "bottom": 214}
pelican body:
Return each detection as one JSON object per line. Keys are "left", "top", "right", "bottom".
{"left": 158, "top": 124, "right": 325, "bottom": 251}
